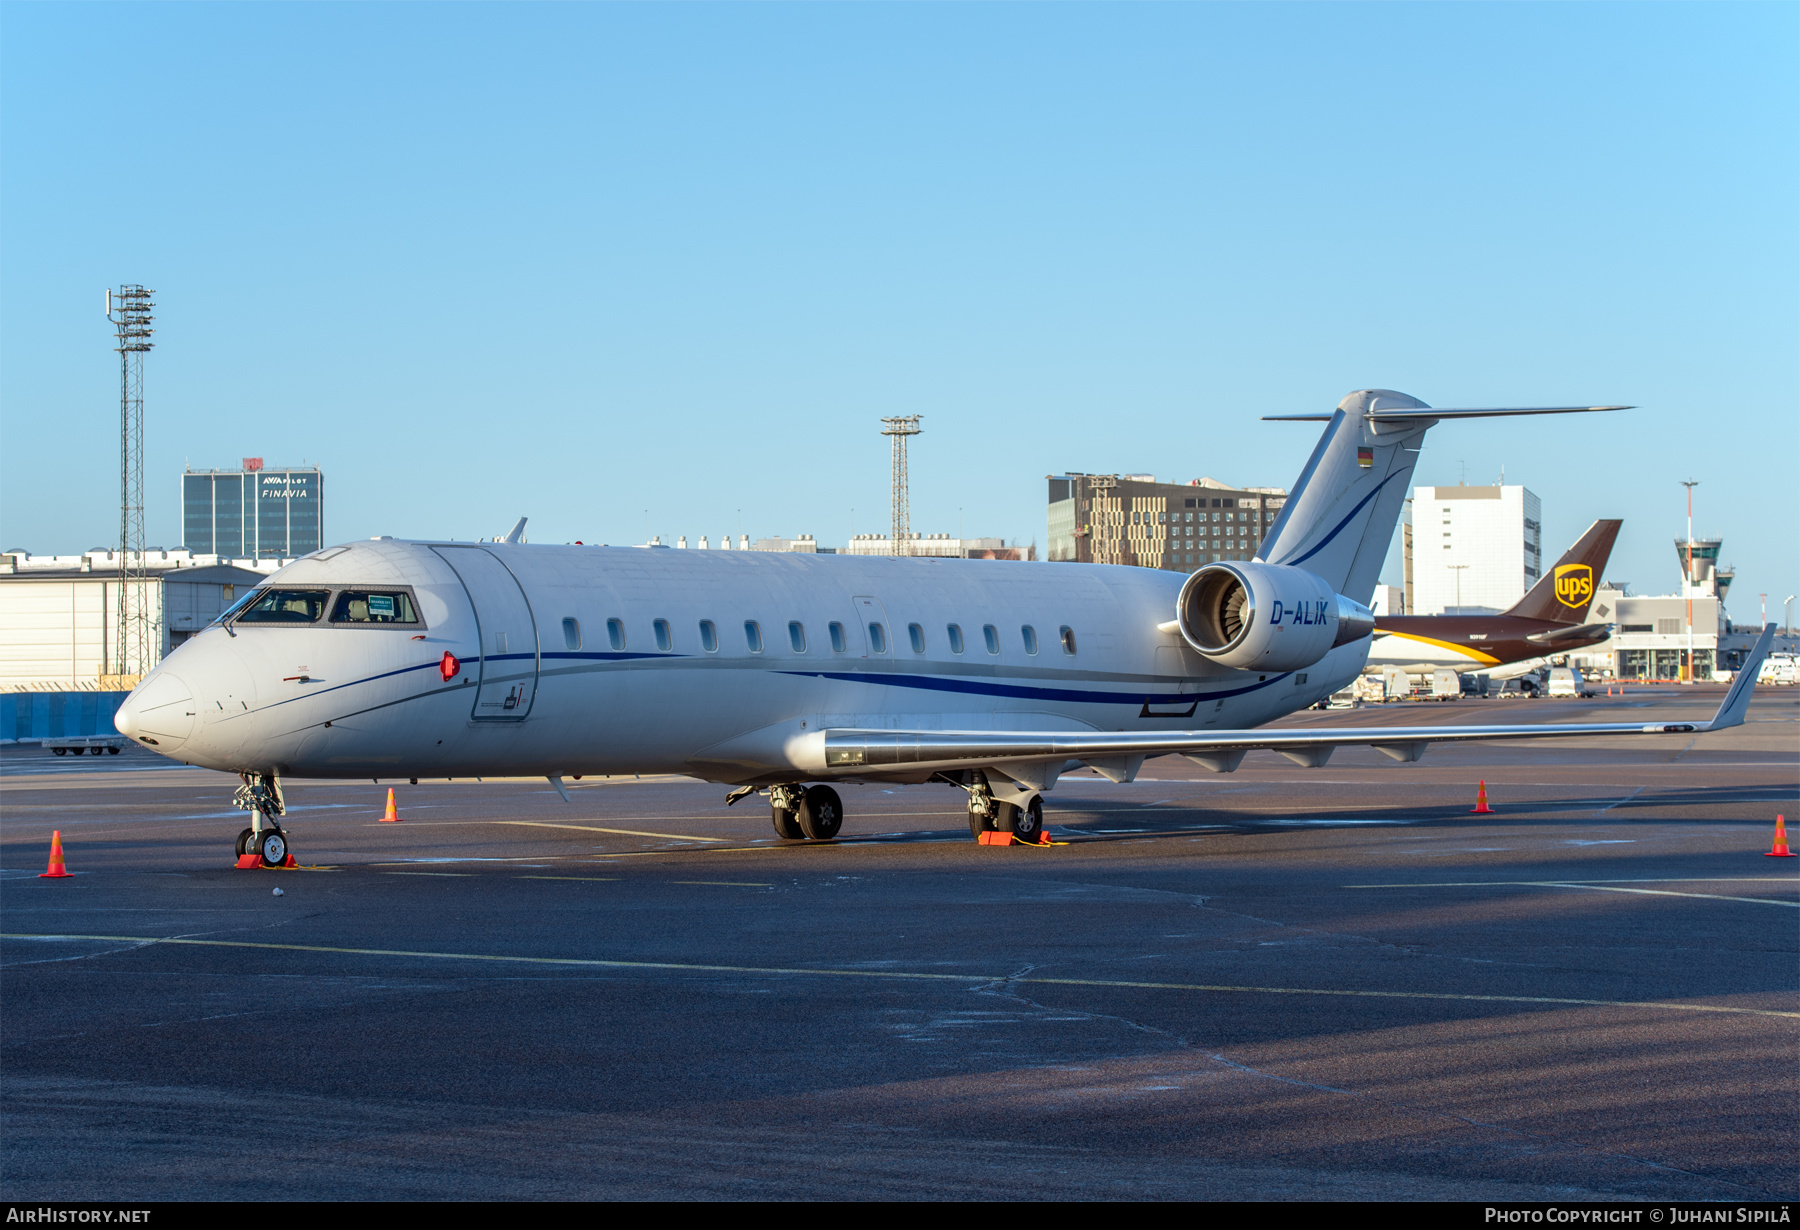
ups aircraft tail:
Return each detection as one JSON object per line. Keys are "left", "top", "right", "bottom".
{"left": 1258, "top": 391, "right": 1627, "bottom": 605}
{"left": 1505, "top": 519, "right": 1622, "bottom": 624}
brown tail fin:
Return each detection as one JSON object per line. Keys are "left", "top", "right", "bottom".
{"left": 1506, "top": 519, "right": 1622, "bottom": 623}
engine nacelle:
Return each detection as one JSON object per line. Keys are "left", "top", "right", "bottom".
{"left": 1176, "top": 561, "right": 1375, "bottom": 672}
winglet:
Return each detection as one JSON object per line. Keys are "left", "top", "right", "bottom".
{"left": 1703, "top": 624, "right": 1776, "bottom": 731}
{"left": 503, "top": 517, "right": 528, "bottom": 545}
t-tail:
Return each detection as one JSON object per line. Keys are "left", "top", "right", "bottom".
{"left": 1504, "top": 518, "right": 1622, "bottom": 624}
{"left": 1257, "top": 391, "right": 1629, "bottom": 605}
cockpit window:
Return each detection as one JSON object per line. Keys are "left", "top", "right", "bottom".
{"left": 330, "top": 590, "right": 419, "bottom": 624}
{"left": 213, "top": 589, "right": 261, "bottom": 626}
{"left": 236, "top": 589, "right": 331, "bottom": 623}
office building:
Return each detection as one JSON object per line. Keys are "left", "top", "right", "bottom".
{"left": 1047, "top": 474, "right": 1287, "bottom": 571}
{"left": 1406, "top": 485, "right": 1542, "bottom": 615}
{"left": 182, "top": 459, "right": 323, "bottom": 559}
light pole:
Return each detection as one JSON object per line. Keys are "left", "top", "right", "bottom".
{"left": 1680, "top": 480, "right": 1699, "bottom": 682}
{"left": 1448, "top": 564, "right": 1469, "bottom": 613}
{"left": 1785, "top": 595, "right": 1796, "bottom": 636}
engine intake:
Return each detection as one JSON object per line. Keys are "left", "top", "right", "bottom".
{"left": 1176, "top": 562, "right": 1374, "bottom": 672}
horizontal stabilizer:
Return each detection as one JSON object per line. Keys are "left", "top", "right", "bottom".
{"left": 1265, "top": 405, "right": 1630, "bottom": 422}
{"left": 1526, "top": 622, "right": 1613, "bottom": 646}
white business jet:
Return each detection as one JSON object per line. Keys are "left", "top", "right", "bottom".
{"left": 114, "top": 390, "right": 1776, "bottom": 866}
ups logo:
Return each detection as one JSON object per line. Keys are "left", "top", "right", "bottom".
{"left": 1554, "top": 563, "right": 1594, "bottom": 609}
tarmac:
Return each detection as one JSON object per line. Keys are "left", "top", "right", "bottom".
{"left": 3, "top": 685, "right": 1795, "bottom": 1201}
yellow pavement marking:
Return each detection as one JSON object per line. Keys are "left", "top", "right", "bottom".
{"left": 671, "top": 881, "right": 772, "bottom": 888}
{"left": 496, "top": 821, "right": 728, "bottom": 843}
{"left": 3, "top": 933, "right": 1792, "bottom": 1020}
{"left": 518, "top": 876, "right": 620, "bottom": 882}
{"left": 1349, "top": 878, "right": 1799, "bottom": 907}
{"left": 384, "top": 871, "right": 473, "bottom": 877}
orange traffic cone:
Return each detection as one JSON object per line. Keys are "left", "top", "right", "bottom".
{"left": 1470, "top": 781, "right": 1494, "bottom": 814}
{"left": 1767, "top": 815, "right": 1795, "bottom": 858}
{"left": 38, "top": 830, "right": 71, "bottom": 878}
{"left": 381, "top": 787, "right": 400, "bottom": 822}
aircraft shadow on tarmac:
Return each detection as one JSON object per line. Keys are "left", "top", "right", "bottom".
{"left": 1045, "top": 783, "right": 1792, "bottom": 842}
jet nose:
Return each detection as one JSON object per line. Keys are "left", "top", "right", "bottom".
{"left": 115, "top": 670, "right": 195, "bottom": 751}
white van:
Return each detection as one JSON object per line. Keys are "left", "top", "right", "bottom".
{"left": 1759, "top": 654, "right": 1797, "bottom": 685}
{"left": 1547, "top": 666, "right": 1592, "bottom": 698}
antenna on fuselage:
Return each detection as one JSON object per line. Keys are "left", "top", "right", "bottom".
{"left": 502, "top": 517, "right": 528, "bottom": 544}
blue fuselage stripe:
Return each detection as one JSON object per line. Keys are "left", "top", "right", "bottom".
{"left": 774, "top": 669, "right": 1291, "bottom": 706}
{"left": 258, "top": 647, "right": 1292, "bottom": 715}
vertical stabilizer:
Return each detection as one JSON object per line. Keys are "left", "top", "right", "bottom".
{"left": 1505, "top": 519, "right": 1622, "bottom": 623}
{"left": 1258, "top": 390, "right": 1434, "bottom": 604}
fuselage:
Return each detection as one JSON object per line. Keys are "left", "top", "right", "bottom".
{"left": 115, "top": 540, "right": 1369, "bottom": 784}
{"left": 1365, "top": 614, "right": 1610, "bottom": 677}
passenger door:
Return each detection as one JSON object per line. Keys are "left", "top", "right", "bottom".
{"left": 432, "top": 546, "right": 539, "bottom": 720}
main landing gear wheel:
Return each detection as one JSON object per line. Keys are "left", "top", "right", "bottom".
{"left": 992, "top": 801, "right": 1021, "bottom": 836}
{"left": 236, "top": 828, "right": 256, "bottom": 857}
{"left": 257, "top": 828, "right": 289, "bottom": 868}
{"left": 771, "top": 803, "right": 803, "bottom": 841}
{"left": 1009, "top": 796, "right": 1045, "bottom": 842}
{"left": 968, "top": 807, "right": 995, "bottom": 839}
{"left": 797, "top": 785, "right": 844, "bottom": 841}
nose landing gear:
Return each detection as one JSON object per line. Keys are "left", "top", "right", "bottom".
{"left": 231, "top": 772, "right": 294, "bottom": 869}
{"left": 235, "top": 826, "right": 291, "bottom": 868}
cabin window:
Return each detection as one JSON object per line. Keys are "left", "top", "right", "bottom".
{"left": 237, "top": 589, "right": 330, "bottom": 624}
{"left": 908, "top": 623, "right": 926, "bottom": 654}
{"left": 606, "top": 619, "right": 626, "bottom": 651}
{"left": 653, "top": 619, "right": 672, "bottom": 652}
{"left": 1060, "top": 626, "right": 1077, "bottom": 655}
{"left": 562, "top": 618, "right": 581, "bottom": 650}
{"left": 947, "top": 624, "right": 965, "bottom": 655}
{"left": 788, "top": 621, "right": 806, "bottom": 653}
{"left": 330, "top": 590, "right": 419, "bottom": 625}
{"left": 1022, "top": 625, "right": 1039, "bottom": 655}
{"left": 868, "top": 622, "right": 888, "bottom": 654}
{"left": 829, "top": 621, "right": 847, "bottom": 653}
{"left": 745, "top": 621, "right": 764, "bottom": 653}
{"left": 982, "top": 624, "right": 1000, "bottom": 655}
{"left": 699, "top": 620, "right": 718, "bottom": 653}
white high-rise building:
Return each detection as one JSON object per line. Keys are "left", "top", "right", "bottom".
{"left": 1408, "top": 485, "right": 1542, "bottom": 615}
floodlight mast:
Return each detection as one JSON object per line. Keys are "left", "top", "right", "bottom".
{"left": 106, "top": 286, "right": 155, "bottom": 681}
{"left": 1681, "top": 479, "right": 1699, "bottom": 682}
{"left": 880, "top": 415, "right": 922, "bottom": 557}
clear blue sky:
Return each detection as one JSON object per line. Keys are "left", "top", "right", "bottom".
{"left": 3, "top": 3, "right": 1794, "bottom": 613}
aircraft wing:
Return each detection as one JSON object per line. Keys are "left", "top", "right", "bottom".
{"left": 822, "top": 625, "right": 1775, "bottom": 783}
